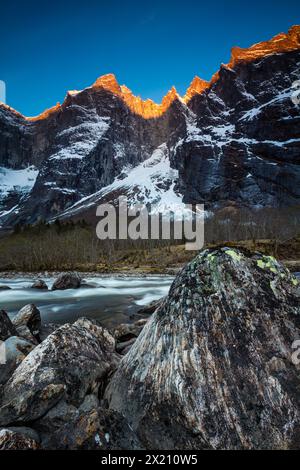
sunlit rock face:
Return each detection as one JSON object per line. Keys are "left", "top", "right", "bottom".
{"left": 183, "top": 76, "right": 210, "bottom": 103}
{"left": 106, "top": 248, "right": 300, "bottom": 450}
{"left": 0, "top": 26, "right": 299, "bottom": 227}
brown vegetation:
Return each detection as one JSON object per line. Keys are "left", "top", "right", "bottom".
{"left": 0, "top": 207, "right": 299, "bottom": 272}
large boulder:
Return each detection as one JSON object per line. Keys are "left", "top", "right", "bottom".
{"left": 106, "top": 248, "right": 300, "bottom": 450}
{"left": 0, "top": 310, "right": 16, "bottom": 342}
{"left": 52, "top": 273, "right": 82, "bottom": 290}
{"left": 0, "top": 336, "right": 36, "bottom": 385}
{"left": 12, "top": 304, "right": 41, "bottom": 338}
{"left": 0, "top": 427, "right": 40, "bottom": 450}
{"left": 0, "top": 318, "right": 119, "bottom": 426}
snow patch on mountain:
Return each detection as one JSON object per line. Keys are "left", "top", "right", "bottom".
{"left": 100, "top": 144, "right": 184, "bottom": 211}
{"left": 57, "top": 144, "right": 200, "bottom": 220}
{"left": 240, "top": 87, "right": 293, "bottom": 121}
{"left": 0, "top": 166, "right": 38, "bottom": 198}
{"left": 49, "top": 115, "right": 110, "bottom": 161}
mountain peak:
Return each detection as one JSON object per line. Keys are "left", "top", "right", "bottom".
{"left": 92, "top": 73, "right": 121, "bottom": 94}
{"left": 228, "top": 24, "right": 300, "bottom": 68}
{"left": 183, "top": 76, "right": 210, "bottom": 103}
{"left": 161, "top": 86, "right": 180, "bottom": 109}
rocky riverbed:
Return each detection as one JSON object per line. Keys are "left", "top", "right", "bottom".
{"left": 0, "top": 248, "right": 300, "bottom": 450}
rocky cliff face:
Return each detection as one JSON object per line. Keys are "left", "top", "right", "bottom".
{"left": 0, "top": 26, "right": 299, "bottom": 228}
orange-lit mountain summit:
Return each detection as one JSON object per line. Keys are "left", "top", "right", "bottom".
{"left": 18, "top": 24, "right": 299, "bottom": 121}
{"left": 0, "top": 25, "right": 300, "bottom": 230}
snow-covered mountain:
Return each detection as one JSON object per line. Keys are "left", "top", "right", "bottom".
{"left": 0, "top": 25, "right": 299, "bottom": 229}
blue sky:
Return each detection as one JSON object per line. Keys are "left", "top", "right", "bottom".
{"left": 1, "top": 0, "right": 299, "bottom": 116}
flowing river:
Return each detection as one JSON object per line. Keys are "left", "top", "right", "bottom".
{"left": 0, "top": 275, "right": 174, "bottom": 329}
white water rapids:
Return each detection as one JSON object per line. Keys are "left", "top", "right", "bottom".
{"left": 0, "top": 275, "right": 174, "bottom": 328}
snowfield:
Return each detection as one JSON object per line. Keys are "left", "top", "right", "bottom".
{"left": 0, "top": 166, "right": 38, "bottom": 197}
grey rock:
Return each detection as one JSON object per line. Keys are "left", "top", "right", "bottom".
{"left": 106, "top": 248, "right": 300, "bottom": 450}
{"left": 137, "top": 298, "right": 165, "bottom": 316}
{"left": 0, "top": 427, "right": 40, "bottom": 450}
{"left": 34, "top": 395, "right": 142, "bottom": 450}
{"left": 15, "top": 325, "right": 39, "bottom": 345}
{"left": 12, "top": 304, "right": 41, "bottom": 337}
{"left": 0, "top": 318, "right": 119, "bottom": 426}
{"left": 52, "top": 272, "right": 82, "bottom": 290}
{"left": 31, "top": 279, "right": 48, "bottom": 290}
{"left": 0, "top": 310, "right": 16, "bottom": 342}
{"left": 39, "top": 323, "right": 59, "bottom": 342}
{"left": 0, "top": 336, "right": 36, "bottom": 385}
{"left": 116, "top": 337, "right": 137, "bottom": 355}
{"left": 0, "top": 28, "right": 299, "bottom": 228}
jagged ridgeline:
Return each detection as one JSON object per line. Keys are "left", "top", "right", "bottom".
{"left": 0, "top": 26, "right": 299, "bottom": 230}
{"left": 106, "top": 248, "right": 300, "bottom": 450}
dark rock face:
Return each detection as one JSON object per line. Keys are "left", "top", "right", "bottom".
{"left": 31, "top": 279, "right": 48, "bottom": 290}
{"left": 0, "top": 318, "right": 119, "bottom": 426}
{"left": 51, "top": 272, "right": 82, "bottom": 290}
{"left": 106, "top": 249, "right": 300, "bottom": 450}
{"left": 0, "top": 310, "right": 16, "bottom": 341}
{"left": 0, "top": 28, "right": 299, "bottom": 228}
{"left": 34, "top": 395, "right": 141, "bottom": 450}
{"left": 175, "top": 50, "right": 300, "bottom": 209}
{"left": 12, "top": 304, "right": 41, "bottom": 338}
{"left": 0, "top": 427, "right": 40, "bottom": 450}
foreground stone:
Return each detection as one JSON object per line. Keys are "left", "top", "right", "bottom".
{"left": 113, "top": 318, "right": 150, "bottom": 355}
{"left": 52, "top": 272, "right": 82, "bottom": 290}
{"left": 137, "top": 298, "right": 164, "bottom": 316}
{"left": 12, "top": 304, "right": 41, "bottom": 338}
{"left": 0, "top": 318, "right": 119, "bottom": 426}
{"left": 0, "top": 336, "right": 36, "bottom": 385}
{"left": 34, "top": 395, "right": 141, "bottom": 450}
{"left": 0, "top": 310, "right": 16, "bottom": 341}
{"left": 106, "top": 248, "right": 300, "bottom": 450}
{"left": 0, "top": 428, "right": 40, "bottom": 450}
{"left": 31, "top": 279, "right": 48, "bottom": 290}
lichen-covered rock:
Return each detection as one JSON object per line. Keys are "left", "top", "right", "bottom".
{"left": 0, "top": 310, "right": 16, "bottom": 342}
{"left": 0, "top": 318, "right": 119, "bottom": 426}
{"left": 0, "top": 336, "right": 36, "bottom": 385}
{"left": 106, "top": 248, "right": 300, "bottom": 450}
{"left": 12, "top": 304, "right": 41, "bottom": 338}
{"left": 51, "top": 273, "right": 81, "bottom": 290}
{"left": 31, "top": 279, "right": 48, "bottom": 290}
{"left": 0, "top": 427, "right": 40, "bottom": 450}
